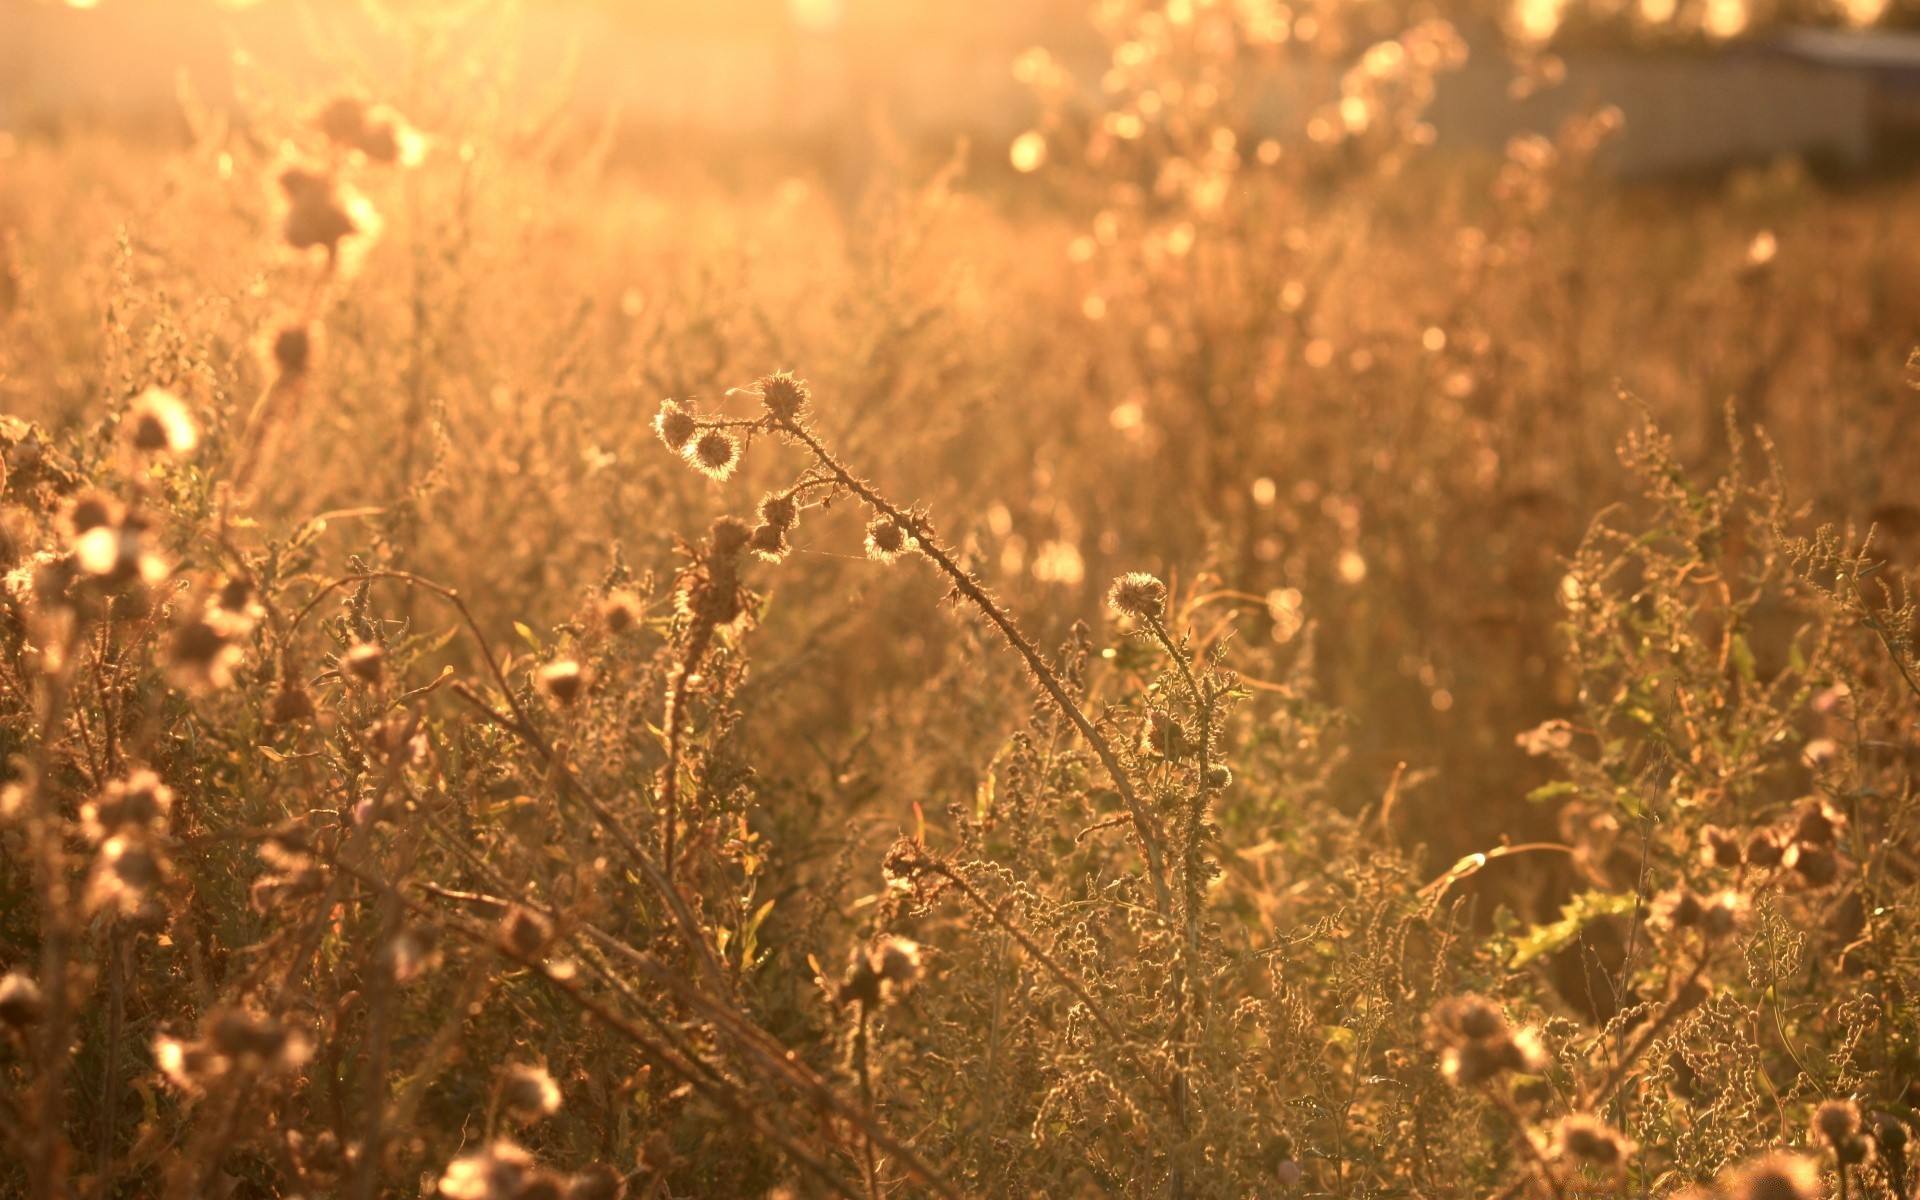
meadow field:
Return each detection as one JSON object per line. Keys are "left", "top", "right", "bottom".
{"left": 1, "top": 1, "right": 1918, "bottom": 1197}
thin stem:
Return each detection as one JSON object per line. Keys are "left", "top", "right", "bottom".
{"left": 772, "top": 414, "right": 1172, "bottom": 919}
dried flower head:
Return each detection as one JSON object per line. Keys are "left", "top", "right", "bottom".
{"left": 756, "top": 371, "right": 810, "bottom": 422}
{"left": 1553, "top": 1114, "right": 1633, "bottom": 1165}
{"left": 1108, "top": 572, "right": 1168, "bottom": 621}
{"left": 759, "top": 491, "right": 798, "bottom": 532}
{"left": 126, "top": 387, "right": 197, "bottom": 456}
{"left": 1746, "top": 827, "right": 1787, "bottom": 868}
{"left": 865, "top": 515, "right": 909, "bottom": 563}
{"left": 564, "top": 1165, "right": 627, "bottom": 1200}
{"left": 0, "top": 972, "right": 46, "bottom": 1027}
{"left": 600, "top": 589, "right": 644, "bottom": 634}
{"left": 272, "top": 324, "right": 313, "bottom": 381}
{"left": 1430, "top": 995, "right": 1547, "bottom": 1086}
{"left": 280, "top": 166, "right": 359, "bottom": 256}
{"left": 1793, "top": 797, "right": 1846, "bottom": 847}
{"left": 497, "top": 905, "right": 553, "bottom": 961}
{"left": 167, "top": 614, "right": 243, "bottom": 692}
{"left": 439, "top": 1140, "right": 538, "bottom": 1200}
{"left": 344, "top": 642, "right": 385, "bottom": 684}
{"left": 1814, "top": 1099, "right": 1862, "bottom": 1147}
{"left": 687, "top": 430, "right": 740, "bottom": 481}
{"left": 269, "top": 677, "right": 318, "bottom": 725}
{"left": 836, "top": 936, "right": 923, "bottom": 1008}
{"left": 1720, "top": 1152, "right": 1823, "bottom": 1200}
{"left": 86, "top": 835, "right": 166, "bottom": 917}
{"left": 500, "top": 1062, "right": 563, "bottom": 1122}
{"left": 80, "top": 769, "right": 174, "bottom": 843}
{"left": 1653, "top": 885, "right": 1703, "bottom": 931}
{"left": 1700, "top": 889, "right": 1750, "bottom": 941}
{"left": 208, "top": 1008, "right": 310, "bottom": 1070}
{"left": 537, "top": 659, "right": 588, "bottom": 707}
{"left": 1702, "top": 825, "right": 1744, "bottom": 869}
{"left": 1785, "top": 842, "right": 1839, "bottom": 888}
{"left": 655, "top": 401, "right": 697, "bottom": 452}
{"left": 748, "top": 521, "right": 790, "bottom": 562}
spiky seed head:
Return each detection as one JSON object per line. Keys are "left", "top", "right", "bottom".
{"left": 1555, "top": 1114, "right": 1632, "bottom": 1165}
{"left": 1702, "top": 825, "right": 1744, "bottom": 868}
{"left": 837, "top": 946, "right": 883, "bottom": 1009}
{"left": 1206, "top": 763, "right": 1233, "bottom": 789}
{"left": 344, "top": 642, "right": 385, "bottom": 684}
{"left": 0, "top": 972, "right": 45, "bottom": 1027}
{"left": 757, "top": 371, "right": 810, "bottom": 422}
{"left": 500, "top": 1063, "right": 563, "bottom": 1122}
{"left": 1720, "top": 1152, "right": 1823, "bottom": 1200}
{"left": 537, "top": 660, "right": 587, "bottom": 707}
{"left": 710, "top": 515, "right": 753, "bottom": 558}
{"left": 758, "top": 491, "right": 798, "bottom": 532}
{"left": 280, "top": 166, "right": 359, "bottom": 254}
{"left": 688, "top": 430, "right": 739, "bottom": 480}
{"left": 1815, "top": 1100, "right": 1863, "bottom": 1146}
{"left": 601, "top": 589, "right": 643, "bottom": 634}
{"left": 866, "top": 517, "right": 908, "bottom": 563}
{"left": 748, "top": 522, "right": 790, "bottom": 562}
{"left": 654, "top": 402, "right": 697, "bottom": 451}
{"left": 127, "top": 388, "right": 197, "bottom": 456}
{"left": 1108, "top": 572, "right": 1168, "bottom": 621}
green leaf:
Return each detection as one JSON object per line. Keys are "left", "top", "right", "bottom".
{"left": 513, "top": 621, "right": 543, "bottom": 652}
{"left": 1511, "top": 890, "right": 1638, "bottom": 968}
{"left": 1526, "top": 780, "right": 1579, "bottom": 804}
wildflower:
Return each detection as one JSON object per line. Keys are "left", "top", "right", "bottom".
{"left": 654, "top": 401, "right": 697, "bottom": 452}
{"left": 756, "top": 371, "right": 810, "bottom": 422}
{"left": 1108, "top": 572, "right": 1168, "bottom": 621}
{"left": 687, "top": 430, "right": 739, "bottom": 481}
{"left": 439, "top": 1140, "right": 538, "bottom": 1200}
{"left": 280, "top": 166, "right": 359, "bottom": 256}
{"left": 1814, "top": 1100, "right": 1867, "bottom": 1162}
{"left": 1720, "top": 1152, "right": 1823, "bottom": 1200}
{"left": 1701, "top": 825, "right": 1744, "bottom": 869}
{"left": 865, "top": 515, "right": 909, "bottom": 563}
{"left": 497, "top": 905, "right": 553, "bottom": 961}
{"left": 126, "top": 387, "right": 197, "bottom": 456}
{"left": 343, "top": 642, "right": 385, "bottom": 684}
{"left": 80, "top": 769, "right": 173, "bottom": 843}
{"left": 1552, "top": 1114, "right": 1633, "bottom": 1166}
{"left": 537, "top": 659, "right": 587, "bottom": 707}
{"left": 0, "top": 972, "right": 45, "bottom": 1027}
{"left": 500, "top": 1062, "right": 563, "bottom": 1122}
{"left": 67, "top": 500, "right": 165, "bottom": 589}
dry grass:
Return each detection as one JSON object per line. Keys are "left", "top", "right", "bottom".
{"left": 1, "top": 3, "right": 1918, "bottom": 1198}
